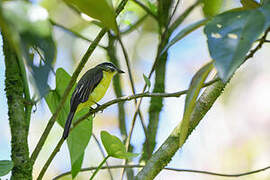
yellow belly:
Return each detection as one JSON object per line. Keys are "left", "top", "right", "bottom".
{"left": 76, "top": 71, "right": 115, "bottom": 112}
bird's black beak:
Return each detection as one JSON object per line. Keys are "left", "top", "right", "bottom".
{"left": 117, "top": 68, "right": 125, "bottom": 73}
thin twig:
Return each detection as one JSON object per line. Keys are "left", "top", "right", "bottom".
{"left": 117, "top": 37, "right": 149, "bottom": 146}
{"left": 131, "top": 0, "right": 158, "bottom": 21}
{"left": 169, "top": 0, "right": 181, "bottom": 23}
{"left": 117, "top": 36, "right": 151, "bottom": 179}
{"left": 73, "top": 78, "right": 219, "bottom": 131}
{"left": 37, "top": 138, "right": 65, "bottom": 180}
{"left": 168, "top": 0, "right": 201, "bottom": 35}
{"left": 36, "top": 77, "right": 218, "bottom": 179}
{"left": 30, "top": 28, "right": 107, "bottom": 164}
{"left": 92, "top": 134, "right": 114, "bottom": 180}
{"left": 121, "top": 14, "right": 148, "bottom": 35}
{"left": 89, "top": 156, "right": 110, "bottom": 180}
{"left": 50, "top": 19, "right": 107, "bottom": 50}
{"left": 32, "top": 46, "right": 56, "bottom": 75}
{"left": 53, "top": 164, "right": 270, "bottom": 180}
{"left": 245, "top": 27, "right": 270, "bottom": 61}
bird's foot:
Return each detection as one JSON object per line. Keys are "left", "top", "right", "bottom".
{"left": 89, "top": 107, "right": 96, "bottom": 118}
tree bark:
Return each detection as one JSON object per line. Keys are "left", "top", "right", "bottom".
{"left": 3, "top": 36, "right": 32, "bottom": 179}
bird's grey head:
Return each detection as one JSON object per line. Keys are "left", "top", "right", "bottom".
{"left": 97, "top": 62, "right": 124, "bottom": 73}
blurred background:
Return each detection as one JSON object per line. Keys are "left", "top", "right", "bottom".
{"left": 1, "top": 0, "right": 270, "bottom": 179}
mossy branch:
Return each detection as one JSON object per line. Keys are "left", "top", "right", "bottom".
{"left": 3, "top": 35, "right": 32, "bottom": 179}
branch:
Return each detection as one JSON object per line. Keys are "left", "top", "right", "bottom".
{"left": 117, "top": 36, "right": 148, "bottom": 151}
{"left": 121, "top": 15, "right": 148, "bottom": 35}
{"left": 31, "top": 28, "right": 107, "bottom": 164}
{"left": 50, "top": 19, "right": 107, "bottom": 50}
{"left": 135, "top": 27, "right": 270, "bottom": 180}
{"left": 35, "top": 77, "right": 218, "bottom": 179}
{"left": 74, "top": 78, "right": 218, "bottom": 128}
{"left": 33, "top": 46, "right": 56, "bottom": 75}
{"left": 131, "top": 0, "right": 158, "bottom": 21}
{"left": 53, "top": 164, "right": 270, "bottom": 180}
{"left": 92, "top": 134, "right": 114, "bottom": 180}
{"left": 3, "top": 35, "right": 32, "bottom": 179}
{"left": 168, "top": 0, "right": 201, "bottom": 35}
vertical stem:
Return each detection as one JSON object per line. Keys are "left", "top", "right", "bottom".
{"left": 89, "top": 156, "right": 110, "bottom": 180}
{"left": 107, "top": 34, "right": 135, "bottom": 179}
{"left": 107, "top": 33, "right": 127, "bottom": 139}
{"left": 3, "top": 35, "right": 32, "bottom": 179}
{"left": 141, "top": 0, "right": 173, "bottom": 161}
{"left": 141, "top": 43, "right": 168, "bottom": 161}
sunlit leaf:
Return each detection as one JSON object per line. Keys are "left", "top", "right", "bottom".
{"left": 202, "top": 0, "right": 224, "bottom": 17}
{"left": 65, "top": 0, "right": 117, "bottom": 32}
{"left": 101, "top": 131, "right": 139, "bottom": 159}
{"left": 179, "top": 62, "right": 213, "bottom": 145}
{"left": 45, "top": 68, "right": 93, "bottom": 179}
{"left": 0, "top": 160, "right": 13, "bottom": 176}
{"left": 1, "top": 1, "right": 56, "bottom": 97}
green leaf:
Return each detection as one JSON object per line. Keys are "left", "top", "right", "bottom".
{"left": 65, "top": 0, "right": 117, "bottom": 32}
{"left": 179, "top": 62, "right": 213, "bottom": 146}
{"left": 161, "top": 18, "right": 208, "bottom": 54}
{"left": 241, "top": 0, "right": 260, "bottom": 9}
{"left": 0, "top": 160, "right": 13, "bottom": 176}
{"left": 45, "top": 68, "right": 93, "bottom": 179}
{"left": 202, "top": 0, "right": 224, "bottom": 17}
{"left": 67, "top": 115, "right": 92, "bottom": 172}
{"left": 71, "top": 153, "right": 84, "bottom": 178}
{"left": 204, "top": 8, "right": 266, "bottom": 82}
{"left": 2, "top": 1, "right": 56, "bottom": 97}
{"left": 46, "top": 68, "right": 74, "bottom": 127}
{"left": 143, "top": 74, "right": 151, "bottom": 90}
{"left": 101, "top": 131, "right": 139, "bottom": 159}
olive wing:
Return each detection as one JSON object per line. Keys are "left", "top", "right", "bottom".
{"left": 70, "top": 69, "right": 103, "bottom": 111}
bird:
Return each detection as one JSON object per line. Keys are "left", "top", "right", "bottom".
{"left": 63, "top": 62, "right": 124, "bottom": 139}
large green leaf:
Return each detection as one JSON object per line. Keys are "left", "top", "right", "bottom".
{"left": 71, "top": 153, "right": 84, "bottom": 178}
{"left": 179, "top": 62, "right": 213, "bottom": 146}
{"left": 101, "top": 131, "right": 139, "bottom": 159}
{"left": 2, "top": 1, "right": 56, "bottom": 97}
{"left": 0, "top": 160, "right": 13, "bottom": 177}
{"left": 65, "top": 0, "right": 117, "bottom": 32}
{"left": 67, "top": 116, "right": 92, "bottom": 178}
{"left": 204, "top": 7, "right": 268, "bottom": 82}
{"left": 45, "top": 68, "right": 93, "bottom": 178}
{"left": 202, "top": 0, "right": 223, "bottom": 17}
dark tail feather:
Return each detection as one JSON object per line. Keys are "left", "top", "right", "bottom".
{"left": 63, "top": 111, "right": 75, "bottom": 139}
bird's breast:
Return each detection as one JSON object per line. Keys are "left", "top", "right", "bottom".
{"left": 89, "top": 71, "right": 115, "bottom": 104}
{"left": 76, "top": 71, "right": 115, "bottom": 112}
